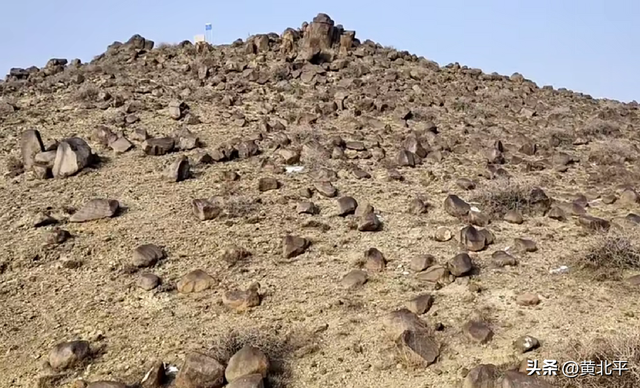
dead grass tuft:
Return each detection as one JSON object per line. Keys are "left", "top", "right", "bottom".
{"left": 558, "top": 333, "right": 640, "bottom": 388}
{"left": 588, "top": 140, "right": 638, "bottom": 165}
{"left": 577, "top": 234, "right": 640, "bottom": 281}
{"left": 470, "top": 178, "right": 541, "bottom": 218}
{"left": 209, "top": 328, "right": 310, "bottom": 388}
{"left": 73, "top": 83, "right": 100, "bottom": 101}
{"left": 580, "top": 118, "right": 622, "bottom": 139}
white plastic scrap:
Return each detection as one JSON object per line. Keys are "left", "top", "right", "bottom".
{"left": 285, "top": 166, "right": 305, "bottom": 173}
{"left": 550, "top": 265, "right": 569, "bottom": 274}
{"left": 469, "top": 206, "right": 481, "bottom": 213}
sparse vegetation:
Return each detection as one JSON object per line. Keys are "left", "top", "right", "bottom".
{"left": 580, "top": 118, "right": 622, "bottom": 139}
{"left": 209, "top": 328, "right": 310, "bottom": 388}
{"left": 577, "top": 234, "right": 640, "bottom": 280}
{"left": 558, "top": 333, "right": 640, "bottom": 388}
{"left": 470, "top": 178, "right": 541, "bottom": 218}
{"left": 73, "top": 83, "right": 99, "bottom": 101}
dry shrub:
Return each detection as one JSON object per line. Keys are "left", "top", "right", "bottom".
{"left": 74, "top": 83, "right": 99, "bottom": 101}
{"left": 470, "top": 177, "right": 542, "bottom": 218}
{"left": 558, "top": 333, "right": 640, "bottom": 388}
{"left": 580, "top": 118, "right": 621, "bottom": 138}
{"left": 209, "top": 328, "right": 310, "bottom": 388}
{"left": 577, "top": 234, "right": 640, "bottom": 281}
{"left": 588, "top": 141, "right": 638, "bottom": 165}
{"left": 224, "top": 195, "right": 260, "bottom": 218}
{"left": 588, "top": 165, "right": 640, "bottom": 187}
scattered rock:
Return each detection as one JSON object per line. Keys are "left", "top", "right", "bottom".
{"left": 513, "top": 335, "right": 540, "bottom": 353}
{"left": 177, "top": 269, "right": 215, "bottom": 293}
{"left": 223, "top": 284, "right": 261, "bottom": 311}
{"left": 410, "top": 255, "right": 435, "bottom": 272}
{"left": 434, "top": 227, "right": 453, "bottom": 242}
{"left": 513, "top": 238, "right": 537, "bottom": 253}
{"left": 504, "top": 210, "right": 524, "bottom": 224}
{"left": 69, "top": 199, "right": 119, "bottom": 222}
{"left": 143, "top": 137, "right": 175, "bottom": 155}
{"left": 337, "top": 196, "right": 358, "bottom": 216}
{"left": 459, "top": 225, "right": 486, "bottom": 252}
{"left": 164, "top": 156, "right": 191, "bottom": 182}
{"left": 258, "top": 177, "right": 279, "bottom": 192}
{"left": 444, "top": 195, "right": 471, "bottom": 217}
{"left": 364, "top": 248, "right": 386, "bottom": 272}
{"left": 283, "top": 235, "right": 310, "bottom": 258}
{"left": 358, "top": 212, "right": 381, "bottom": 231}
{"left": 341, "top": 269, "right": 367, "bottom": 289}
{"left": 405, "top": 294, "right": 434, "bottom": 315}
{"left": 192, "top": 199, "right": 222, "bottom": 221}
{"left": 463, "top": 364, "right": 500, "bottom": 388}
{"left": 20, "top": 129, "right": 45, "bottom": 170}
{"left": 132, "top": 244, "right": 165, "bottom": 268}
{"left": 49, "top": 340, "right": 91, "bottom": 370}
{"left": 52, "top": 137, "right": 93, "bottom": 178}
{"left": 225, "top": 346, "right": 269, "bottom": 382}
{"left": 314, "top": 181, "right": 337, "bottom": 197}
{"left": 137, "top": 273, "right": 161, "bottom": 291}
{"left": 175, "top": 352, "right": 225, "bottom": 388}
{"left": 297, "top": 201, "right": 319, "bottom": 214}
{"left": 463, "top": 320, "right": 493, "bottom": 344}
{"left": 448, "top": 253, "right": 473, "bottom": 276}
{"left": 516, "top": 292, "right": 540, "bottom": 306}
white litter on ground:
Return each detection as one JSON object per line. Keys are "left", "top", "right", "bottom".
{"left": 470, "top": 206, "right": 481, "bottom": 213}
{"left": 285, "top": 166, "right": 305, "bottom": 173}
{"left": 550, "top": 265, "right": 569, "bottom": 274}
{"left": 166, "top": 365, "right": 179, "bottom": 374}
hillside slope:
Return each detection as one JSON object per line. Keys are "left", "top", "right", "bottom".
{"left": 1, "top": 13, "right": 639, "bottom": 388}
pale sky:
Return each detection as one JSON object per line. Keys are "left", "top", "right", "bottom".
{"left": 1, "top": 0, "right": 638, "bottom": 102}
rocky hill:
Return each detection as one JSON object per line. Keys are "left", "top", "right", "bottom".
{"left": 1, "top": 12, "right": 639, "bottom": 388}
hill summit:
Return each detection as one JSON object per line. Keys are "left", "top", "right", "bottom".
{"left": 1, "top": 12, "right": 639, "bottom": 388}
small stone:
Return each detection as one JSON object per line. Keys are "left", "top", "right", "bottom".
{"left": 364, "top": 248, "right": 386, "bottom": 272}
{"left": 434, "top": 227, "right": 453, "bottom": 242}
{"left": 514, "top": 238, "right": 537, "bottom": 253}
{"left": 405, "top": 294, "right": 434, "bottom": 315}
{"left": 625, "top": 274, "right": 640, "bottom": 286}
{"left": 283, "top": 235, "right": 309, "bottom": 258}
{"left": 460, "top": 225, "right": 486, "bottom": 252}
{"left": 175, "top": 352, "right": 225, "bottom": 388}
{"left": 500, "top": 371, "right": 553, "bottom": 388}
{"left": 619, "top": 189, "right": 639, "bottom": 205}
{"left": 504, "top": 210, "right": 524, "bottom": 224}
{"left": 141, "top": 361, "right": 166, "bottom": 388}
{"left": 602, "top": 194, "right": 617, "bottom": 204}
{"left": 463, "top": 320, "right": 493, "bottom": 344}
{"left": 358, "top": 212, "right": 381, "bottom": 231}
{"left": 416, "top": 265, "right": 448, "bottom": 284}
{"left": 164, "top": 156, "right": 190, "bottom": 182}
{"left": 448, "top": 253, "right": 473, "bottom": 276}
{"left": 192, "top": 199, "right": 222, "bottom": 221}
{"left": 341, "top": 269, "right": 367, "bottom": 289}
{"left": 299, "top": 187, "right": 313, "bottom": 198}
{"left": 396, "top": 150, "right": 417, "bottom": 167}
{"left": 110, "top": 137, "right": 133, "bottom": 154}
{"left": 314, "top": 181, "right": 337, "bottom": 197}
{"left": 131, "top": 128, "right": 149, "bottom": 142}
{"left": 578, "top": 215, "right": 610, "bottom": 231}
{"left": 456, "top": 178, "right": 476, "bottom": 190}
{"left": 355, "top": 203, "right": 374, "bottom": 217}
{"left": 142, "top": 137, "right": 175, "bottom": 156}
{"left": 52, "top": 137, "right": 93, "bottom": 178}
{"left": 491, "top": 251, "right": 518, "bottom": 267}
{"left": 46, "top": 227, "right": 70, "bottom": 244}
{"left": 463, "top": 364, "right": 500, "bottom": 388}
{"left": 86, "top": 382, "right": 126, "bottom": 388}
{"left": 396, "top": 329, "right": 439, "bottom": 366}
{"left": 258, "top": 177, "right": 279, "bottom": 192}
{"left": 409, "top": 198, "right": 428, "bottom": 215}
{"left": 177, "top": 269, "right": 215, "bottom": 293}
{"left": 20, "top": 129, "right": 45, "bottom": 170}
{"left": 223, "top": 284, "right": 260, "bottom": 311}
{"left": 137, "top": 273, "right": 161, "bottom": 291}
{"left": 226, "top": 374, "right": 264, "bottom": 388}
{"left": 468, "top": 211, "right": 490, "bottom": 227}
{"left": 444, "top": 194, "right": 471, "bottom": 217}
{"left": 132, "top": 244, "right": 164, "bottom": 268}
{"left": 547, "top": 206, "right": 566, "bottom": 221}
{"left": 513, "top": 335, "right": 540, "bottom": 353}
{"left": 69, "top": 199, "right": 119, "bottom": 222}
{"left": 337, "top": 196, "right": 358, "bottom": 216}
{"left": 516, "top": 292, "right": 540, "bottom": 306}
{"left": 49, "top": 340, "right": 91, "bottom": 370}
{"left": 297, "top": 201, "right": 319, "bottom": 215}
{"left": 410, "top": 255, "right": 435, "bottom": 272}
{"left": 225, "top": 346, "right": 269, "bottom": 382}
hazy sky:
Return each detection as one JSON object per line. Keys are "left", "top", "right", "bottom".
{"left": 1, "top": 0, "right": 638, "bottom": 102}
